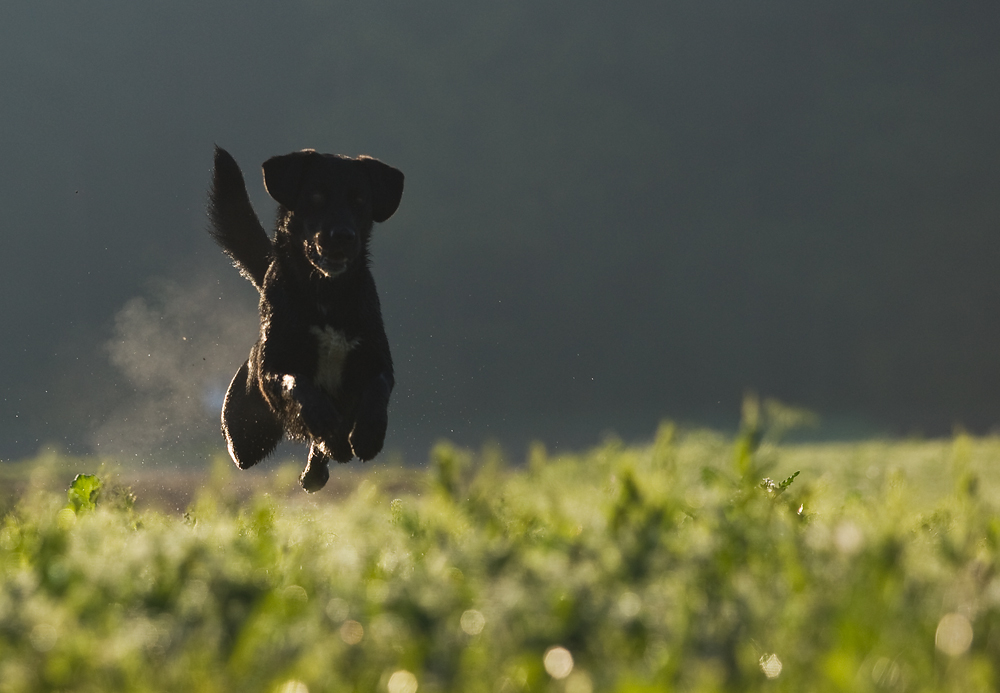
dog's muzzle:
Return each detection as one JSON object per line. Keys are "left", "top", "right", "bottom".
{"left": 305, "top": 227, "right": 357, "bottom": 278}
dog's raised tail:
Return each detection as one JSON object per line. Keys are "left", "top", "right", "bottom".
{"left": 209, "top": 146, "right": 273, "bottom": 290}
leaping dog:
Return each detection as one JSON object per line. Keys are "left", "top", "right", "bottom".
{"left": 207, "top": 146, "right": 404, "bottom": 491}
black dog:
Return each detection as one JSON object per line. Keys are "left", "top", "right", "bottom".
{"left": 208, "top": 146, "right": 404, "bottom": 491}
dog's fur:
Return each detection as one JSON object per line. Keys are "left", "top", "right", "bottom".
{"left": 208, "top": 146, "right": 404, "bottom": 491}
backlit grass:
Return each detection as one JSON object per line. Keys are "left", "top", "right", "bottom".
{"left": 2, "top": 404, "right": 1000, "bottom": 692}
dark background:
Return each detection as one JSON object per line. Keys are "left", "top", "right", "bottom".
{"left": 2, "top": 1, "right": 999, "bottom": 463}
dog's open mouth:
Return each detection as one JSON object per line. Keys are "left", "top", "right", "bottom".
{"left": 305, "top": 240, "right": 349, "bottom": 278}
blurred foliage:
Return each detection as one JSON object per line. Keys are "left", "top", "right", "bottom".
{"left": 4, "top": 421, "right": 1000, "bottom": 691}
{"left": 65, "top": 474, "right": 102, "bottom": 513}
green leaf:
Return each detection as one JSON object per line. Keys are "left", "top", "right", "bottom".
{"left": 66, "top": 474, "right": 102, "bottom": 513}
{"left": 759, "top": 471, "right": 799, "bottom": 497}
{"left": 778, "top": 470, "right": 800, "bottom": 491}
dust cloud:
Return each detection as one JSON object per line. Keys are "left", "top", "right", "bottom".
{"left": 92, "top": 276, "right": 258, "bottom": 463}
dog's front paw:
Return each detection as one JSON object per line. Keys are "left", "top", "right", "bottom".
{"left": 300, "top": 461, "right": 330, "bottom": 492}
{"left": 350, "top": 409, "right": 388, "bottom": 461}
{"left": 316, "top": 433, "right": 355, "bottom": 463}
{"left": 298, "top": 396, "right": 342, "bottom": 442}
{"left": 300, "top": 445, "right": 331, "bottom": 492}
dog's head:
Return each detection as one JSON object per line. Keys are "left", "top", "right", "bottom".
{"left": 263, "top": 149, "right": 404, "bottom": 279}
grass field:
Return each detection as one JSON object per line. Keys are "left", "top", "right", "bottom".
{"left": 2, "top": 402, "right": 1000, "bottom": 692}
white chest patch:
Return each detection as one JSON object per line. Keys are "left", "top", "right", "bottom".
{"left": 310, "top": 325, "right": 359, "bottom": 394}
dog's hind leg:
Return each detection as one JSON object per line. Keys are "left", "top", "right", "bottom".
{"left": 221, "top": 360, "right": 284, "bottom": 469}
{"left": 300, "top": 443, "right": 331, "bottom": 492}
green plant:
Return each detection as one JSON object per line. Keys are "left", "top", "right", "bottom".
{"left": 2, "top": 424, "right": 1000, "bottom": 692}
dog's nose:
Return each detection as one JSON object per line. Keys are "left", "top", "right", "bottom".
{"left": 327, "top": 226, "right": 356, "bottom": 247}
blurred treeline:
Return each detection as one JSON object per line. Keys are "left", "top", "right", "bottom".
{"left": 0, "top": 1, "right": 998, "bottom": 459}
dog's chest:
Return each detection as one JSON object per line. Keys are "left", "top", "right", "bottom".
{"left": 310, "top": 325, "right": 359, "bottom": 394}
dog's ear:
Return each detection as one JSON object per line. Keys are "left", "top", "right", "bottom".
{"left": 262, "top": 150, "right": 317, "bottom": 209}
{"left": 359, "top": 157, "right": 405, "bottom": 223}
